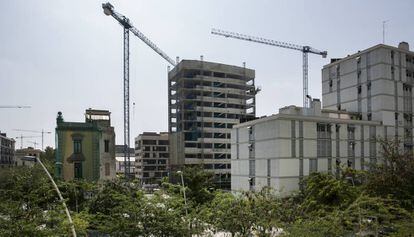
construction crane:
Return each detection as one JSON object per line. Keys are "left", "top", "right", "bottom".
{"left": 102, "top": 2, "right": 176, "bottom": 179}
{"left": 0, "top": 105, "right": 31, "bottom": 108}
{"left": 15, "top": 135, "right": 42, "bottom": 149}
{"left": 211, "top": 28, "right": 327, "bottom": 108}
{"left": 13, "top": 129, "right": 51, "bottom": 150}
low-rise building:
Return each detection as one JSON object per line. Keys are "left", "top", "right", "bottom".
{"left": 115, "top": 145, "right": 135, "bottom": 175}
{"left": 55, "top": 109, "right": 116, "bottom": 181}
{"left": 15, "top": 147, "right": 42, "bottom": 167}
{"left": 135, "top": 132, "right": 169, "bottom": 184}
{"left": 231, "top": 99, "right": 382, "bottom": 195}
{"left": 0, "top": 132, "right": 15, "bottom": 168}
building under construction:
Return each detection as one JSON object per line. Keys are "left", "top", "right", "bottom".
{"left": 168, "top": 59, "right": 257, "bottom": 188}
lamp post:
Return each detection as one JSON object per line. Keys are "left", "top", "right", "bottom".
{"left": 23, "top": 156, "right": 77, "bottom": 237}
{"left": 176, "top": 170, "right": 188, "bottom": 216}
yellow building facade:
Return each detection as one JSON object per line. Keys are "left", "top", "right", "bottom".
{"left": 55, "top": 109, "right": 116, "bottom": 181}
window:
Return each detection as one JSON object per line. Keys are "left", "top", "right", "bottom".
{"left": 357, "top": 86, "right": 362, "bottom": 94}
{"left": 104, "top": 140, "right": 109, "bottom": 153}
{"left": 309, "top": 159, "right": 317, "bottom": 173}
{"left": 74, "top": 162, "right": 82, "bottom": 179}
{"left": 143, "top": 140, "right": 156, "bottom": 145}
{"left": 317, "top": 123, "right": 332, "bottom": 158}
{"left": 73, "top": 140, "right": 82, "bottom": 154}
{"left": 155, "top": 146, "right": 167, "bottom": 152}
{"left": 249, "top": 160, "right": 255, "bottom": 177}
{"left": 105, "top": 163, "right": 110, "bottom": 176}
{"left": 248, "top": 126, "right": 254, "bottom": 141}
{"left": 367, "top": 82, "right": 371, "bottom": 90}
{"left": 157, "top": 159, "right": 167, "bottom": 164}
{"left": 158, "top": 140, "right": 168, "bottom": 145}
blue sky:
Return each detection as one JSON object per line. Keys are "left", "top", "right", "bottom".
{"left": 0, "top": 0, "right": 413, "bottom": 148}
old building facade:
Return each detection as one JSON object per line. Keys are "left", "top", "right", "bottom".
{"left": 55, "top": 109, "right": 116, "bottom": 181}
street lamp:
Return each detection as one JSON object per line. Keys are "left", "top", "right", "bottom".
{"left": 22, "top": 156, "right": 77, "bottom": 237}
{"left": 176, "top": 170, "right": 188, "bottom": 216}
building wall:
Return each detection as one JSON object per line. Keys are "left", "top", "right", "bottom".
{"left": 168, "top": 60, "right": 257, "bottom": 189}
{"left": 55, "top": 110, "right": 116, "bottom": 181}
{"left": 135, "top": 132, "right": 169, "bottom": 184}
{"left": 231, "top": 104, "right": 382, "bottom": 195}
{"left": 322, "top": 43, "right": 414, "bottom": 150}
{"left": 0, "top": 133, "right": 15, "bottom": 168}
{"left": 58, "top": 130, "right": 99, "bottom": 181}
{"left": 99, "top": 128, "right": 116, "bottom": 180}
{"left": 15, "top": 147, "right": 42, "bottom": 167}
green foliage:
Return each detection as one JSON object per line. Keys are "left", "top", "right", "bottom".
{"left": 171, "top": 165, "right": 215, "bottom": 206}
{"left": 205, "top": 191, "right": 255, "bottom": 236}
{"left": 0, "top": 166, "right": 69, "bottom": 236}
{"left": 365, "top": 139, "right": 414, "bottom": 209}
{"left": 300, "top": 172, "right": 359, "bottom": 214}
{"left": 283, "top": 214, "right": 346, "bottom": 237}
{"left": 39, "top": 146, "right": 56, "bottom": 175}
{"left": 1, "top": 139, "right": 414, "bottom": 236}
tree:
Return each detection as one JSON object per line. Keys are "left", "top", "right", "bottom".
{"left": 365, "top": 139, "right": 414, "bottom": 210}
{"left": 170, "top": 165, "right": 215, "bottom": 206}
{"left": 0, "top": 166, "right": 74, "bottom": 236}
{"left": 203, "top": 191, "right": 256, "bottom": 236}
{"left": 39, "top": 146, "right": 55, "bottom": 175}
{"left": 300, "top": 172, "right": 359, "bottom": 215}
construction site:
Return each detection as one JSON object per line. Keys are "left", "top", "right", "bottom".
{"left": 168, "top": 60, "right": 257, "bottom": 188}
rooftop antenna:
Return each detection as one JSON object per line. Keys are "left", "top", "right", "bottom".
{"left": 382, "top": 20, "right": 389, "bottom": 44}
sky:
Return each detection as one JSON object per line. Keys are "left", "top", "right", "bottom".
{"left": 0, "top": 0, "right": 413, "bottom": 149}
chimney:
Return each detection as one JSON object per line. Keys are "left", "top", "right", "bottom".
{"left": 398, "top": 42, "right": 409, "bottom": 51}
{"left": 311, "top": 99, "right": 322, "bottom": 116}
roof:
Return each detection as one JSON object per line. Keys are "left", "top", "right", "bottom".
{"left": 234, "top": 111, "right": 381, "bottom": 129}
{"left": 323, "top": 42, "right": 413, "bottom": 68}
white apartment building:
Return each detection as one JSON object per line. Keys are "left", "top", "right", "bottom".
{"left": 231, "top": 100, "right": 381, "bottom": 194}
{"left": 231, "top": 42, "right": 414, "bottom": 194}
{"left": 322, "top": 42, "right": 414, "bottom": 150}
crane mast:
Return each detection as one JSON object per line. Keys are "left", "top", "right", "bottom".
{"left": 102, "top": 2, "right": 175, "bottom": 179}
{"left": 211, "top": 28, "right": 327, "bottom": 108}
{"left": 13, "top": 129, "right": 51, "bottom": 150}
{"left": 15, "top": 135, "right": 42, "bottom": 149}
